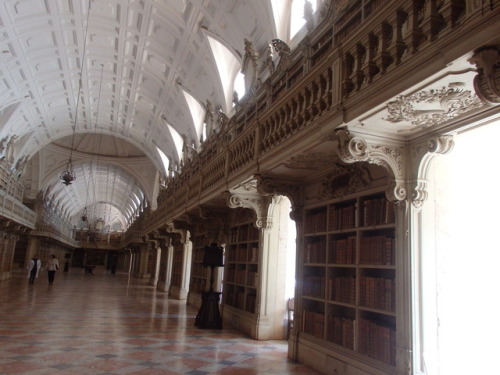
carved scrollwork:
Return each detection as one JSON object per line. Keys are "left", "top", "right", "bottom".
{"left": 227, "top": 178, "right": 279, "bottom": 230}
{"left": 165, "top": 222, "right": 189, "bottom": 244}
{"left": 386, "top": 180, "right": 407, "bottom": 202}
{"left": 256, "top": 175, "right": 302, "bottom": 222}
{"left": 384, "top": 82, "right": 484, "bottom": 128}
{"left": 469, "top": 46, "right": 500, "bottom": 105}
{"left": 410, "top": 134, "right": 455, "bottom": 208}
{"left": 319, "top": 163, "right": 372, "bottom": 199}
{"left": 335, "top": 128, "right": 404, "bottom": 182}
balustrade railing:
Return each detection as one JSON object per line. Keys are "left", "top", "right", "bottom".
{"left": 140, "top": 0, "right": 497, "bottom": 233}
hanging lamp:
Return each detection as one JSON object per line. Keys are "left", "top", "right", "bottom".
{"left": 59, "top": 1, "right": 91, "bottom": 185}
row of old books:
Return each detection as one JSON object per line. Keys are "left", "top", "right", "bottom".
{"left": 328, "top": 204, "right": 356, "bottom": 231}
{"left": 304, "top": 239, "right": 327, "bottom": 263}
{"left": 329, "top": 236, "right": 356, "bottom": 264}
{"left": 304, "top": 209, "right": 327, "bottom": 233}
{"left": 303, "top": 309, "right": 325, "bottom": 338}
{"left": 303, "top": 275, "right": 326, "bottom": 298}
{"left": 359, "top": 235, "right": 395, "bottom": 265}
{"left": 328, "top": 275, "right": 356, "bottom": 304}
{"left": 362, "top": 197, "right": 395, "bottom": 226}
{"left": 246, "top": 270, "right": 258, "bottom": 287}
{"left": 229, "top": 225, "right": 259, "bottom": 243}
{"left": 226, "top": 246, "right": 250, "bottom": 262}
{"left": 359, "top": 276, "right": 396, "bottom": 312}
{"left": 358, "top": 318, "right": 396, "bottom": 365}
{"left": 326, "top": 315, "right": 355, "bottom": 349}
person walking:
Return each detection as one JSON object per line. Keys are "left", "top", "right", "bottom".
{"left": 27, "top": 255, "right": 41, "bottom": 285}
{"left": 46, "top": 254, "right": 60, "bottom": 286}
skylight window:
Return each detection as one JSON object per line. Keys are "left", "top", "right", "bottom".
{"left": 234, "top": 72, "right": 245, "bottom": 104}
{"left": 181, "top": 89, "right": 205, "bottom": 143}
{"left": 206, "top": 35, "right": 242, "bottom": 111}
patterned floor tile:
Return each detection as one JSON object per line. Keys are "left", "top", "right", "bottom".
{"left": 0, "top": 270, "right": 322, "bottom": 375}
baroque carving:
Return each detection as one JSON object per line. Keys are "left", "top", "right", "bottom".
{"left": 335, "top": 128, "right": 407, "bottom": 201}
{"left": 227, "top": 178, "right": 276, "bottom": 230}
{"left": 384, "top": 82, "right": 483, "bottom": 128}
{"left": 469, "top": 46, "right": 500, "bottom": 105}
{"left": 319, "top": 163, "right": 371, "bottom": 199}
{"left": 410, "top": 135, "right": 455, "bottom": 208}
{"left": 256, "top": 175, "right": 303, "bottom": 221}
{"left": 272, "top": 39, "right": 291, "bottom": 73}
{"left": 165, "top": 222, "right": 189, "bottom": 244}
{"left": 336, "top": 128, "right": 404, "bottom": 177}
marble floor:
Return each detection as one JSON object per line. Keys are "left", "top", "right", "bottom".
{"left": 0, "top": 268, "right": 321, "bottom": 375}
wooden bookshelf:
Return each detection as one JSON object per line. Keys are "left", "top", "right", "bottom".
{"left": 223, "top": 222, "right": 259, "bottom": 314}
{"left": 301, "top": 190, "right": 397, "bottom": 366}
{"left": 189, "top": 235, "right": 209, "bottom": 294}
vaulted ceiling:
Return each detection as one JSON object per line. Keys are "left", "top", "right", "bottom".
{"left": 0, "top": 0, "right": 280, "bottom": 230}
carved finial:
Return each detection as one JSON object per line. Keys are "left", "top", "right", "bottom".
{"left": 272, "top": 39, "right": 291, "bottom": 72}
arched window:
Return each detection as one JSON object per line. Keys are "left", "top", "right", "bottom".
{"left": 271, "top": 0, "right": 320, "bottom": 42}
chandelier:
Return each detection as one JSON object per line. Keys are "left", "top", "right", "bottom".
{"left": 60, "top": 158, "right": 76, "bottom": 185}
{"left": 59, "top": 1, "right": 91, "bottom": 185}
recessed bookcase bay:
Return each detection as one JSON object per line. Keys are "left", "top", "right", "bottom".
{"left": 188, "top": 234, "right": 210, "bottom": 308}
{"left": 223, "top": 221, "right": 260, "bottom": 314}
{"left": 300, "top": 189, "right": 397, "bottom": 367}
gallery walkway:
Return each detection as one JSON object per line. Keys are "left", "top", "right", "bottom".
{"left": 0, "top": 268, "right": 320, "bottom": 375}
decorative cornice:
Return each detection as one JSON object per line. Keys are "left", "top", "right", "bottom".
{"left": 469, "top": 46, "right": 500, "bottom": 105}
